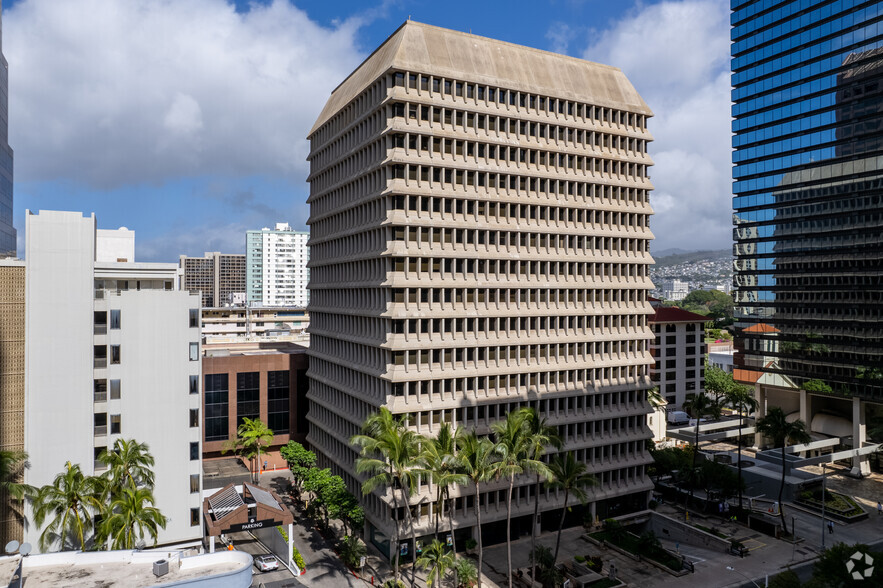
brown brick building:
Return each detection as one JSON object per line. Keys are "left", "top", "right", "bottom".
{"left": 201, "top": 342, "right": 309, "bottom": 470}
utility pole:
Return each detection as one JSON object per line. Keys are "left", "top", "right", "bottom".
{"left": 821, "top": 462, "right": 826, "bottom": 550}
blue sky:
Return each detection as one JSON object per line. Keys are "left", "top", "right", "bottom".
{"left": 4, "top": 0, "right": 732, "bottom": 261}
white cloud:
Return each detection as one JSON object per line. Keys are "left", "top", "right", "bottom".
{"left": 580, "top": 0, "right": 732, "bottom": 253}
{"left": 5, "top": 0, "right": 366, "bottom": 188}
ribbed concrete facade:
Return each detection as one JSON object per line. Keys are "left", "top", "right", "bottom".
{"left": 0, "top": 259, "right": 24, "bottom": 545}
{"left": 306, "top": 22, "right": 656, "bottom": 553}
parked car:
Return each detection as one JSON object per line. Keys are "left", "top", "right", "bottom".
{"left": 254, "top": 554, "right": 279, "bottom": 572}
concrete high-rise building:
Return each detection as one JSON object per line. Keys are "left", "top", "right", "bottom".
{"left": 306, "top": 21, "right": 655, "bottom": 555}
{"left": 0, "top": 257, "right": 24, "bottom": 545}
{"left": 179, "top": 252, "right": 246, "bottom": 308}
{"left": 732, "top": 2, "right": 883, "bottom": 474}
{"left": 661, "top": 279, "right": 689, "bottom": 301}
{"left": 0, "top": 4, "right": 16, "bottom": 258}
{"left": 246, "top": 223, "right": 309, "bottom": 307}
{"left": 24, "top": 210, "right": 204, "bottom": 551}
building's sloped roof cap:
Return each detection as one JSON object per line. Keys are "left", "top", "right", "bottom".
{"left": 743, "top": 323, "right": 780, "bottom": 333}
{"left": 650, "top": 307, "right": 708, "bottom": 323}
{"left": 309, "top": 20, "right": 652, "bottom": 136}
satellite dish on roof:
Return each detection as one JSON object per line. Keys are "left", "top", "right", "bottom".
{"left": 19, "top": 543, "right": 32, "bottom": 556}
{"left": 5, "top": 540, "right": 19, "bottom": 554}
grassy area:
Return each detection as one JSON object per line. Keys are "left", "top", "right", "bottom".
{"left": 590, "top": 530, "right": 682, "bottom": 572}
{"left": 798, "top": 490, "right": 865, "bottom": 517}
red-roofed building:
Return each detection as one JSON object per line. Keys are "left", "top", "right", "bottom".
{"left": 650, "top": 306, "right": 708, "bottom": 409}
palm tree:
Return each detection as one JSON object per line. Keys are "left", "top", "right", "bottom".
{"left": 1, "top": 449, "right": 33, "bottom": 502}
{"left": 98, "top": 438, "right": 156, "bottom": 495}
{"left": 491, "top": 408, "right": 553, "bottom": 588}
{"left": 756, "top": 407, "right": 811, "bottom": 536}
{"left": 99, "top": 486, "right": 168, "bottom": 549}
{"left": 417, "top": 539, "right": 456, "bottom": 587}
{"left": 724, "top": 384, "right": 758, "bottom": 512}
{"left": 30, "top": 461, "right": 103, "bottom": 551}
{"left": 547, "top": 452, "right": 596, "bottom": 562}
{"left": 352, "top": 408, "right": 423, "bottom": 587}
{"left": 223, "top": 417, "right": 274, "bottom": 484}
{"left": 419, "top": 423, "right": 467, "bottom": 541}
{"left": 456, "top": 431, "right": 500, "bottom": 588}
{"left": 524, "top": 409, "right": 561, "bottom": 586}
{"left": 682, "top": 391, "right": 715, "bottom": 506}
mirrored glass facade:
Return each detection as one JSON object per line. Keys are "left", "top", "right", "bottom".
{"left": 732, "top": 0, "right": 883, "bottom": 401}
{"left": 0, "top": 10, "right": 15, "bottom": 258}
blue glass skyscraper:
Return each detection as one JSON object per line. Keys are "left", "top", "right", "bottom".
{"left": 0, "top": 5, "right": 15, "bottom": 257}
{"left": 732, "top": 0, "right": 883, "bottom": 474}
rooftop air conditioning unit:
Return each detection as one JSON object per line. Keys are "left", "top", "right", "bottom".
{"left": 153, "top": 559, "right": 169, "bottom": 577}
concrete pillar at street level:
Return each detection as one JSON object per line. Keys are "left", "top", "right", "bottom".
{"left": 851, "top": 397, "right": 870, "bottom": 477}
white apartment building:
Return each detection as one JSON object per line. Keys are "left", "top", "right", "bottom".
{"left": 662, "top": 279, "right": 689, "bottom": 301}
{"left": 649, "top": 306, "right": 708, "bottom": 409}
{"left": 306, "top": 21, "right": 655, "bottom": 556}
{"left": 24, "top": 210, "right": 203, "bottom": 551}
{"left": 246, "top": 223, "right": 309, "bottom": 307}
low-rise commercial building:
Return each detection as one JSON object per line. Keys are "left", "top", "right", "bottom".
{"left": 201, "top": 307, "right": 309, "bottom": 343}
{"left": 202, "top": 341, "right": 309, "bottom": 471}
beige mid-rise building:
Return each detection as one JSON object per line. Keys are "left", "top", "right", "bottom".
{"left": 306, "top": 21, "right": 656, "bottom": 555}
{"left": 0, "top": 258, "right": 24, "bottom": 545}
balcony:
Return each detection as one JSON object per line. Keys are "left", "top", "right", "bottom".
{"left": 94, "top": 324, "right": 107, "bottom": 335}
{"left": 94, "top": 425, "right": 107, "bottom": 437}
{"left": 94, "top": 391, "right": 107, "bottom": 403}
{"left": 94, "top": 357, "right": 107, "bottom": 369}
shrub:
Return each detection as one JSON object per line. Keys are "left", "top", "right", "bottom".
{"left": 464, "top": 538, "right": 477, "bottom": 551}
{"left": 574, "top": 555, "right": 586, "bottom": 563}
{"left": 648, "top": 499, "right": 658, "bottom": 510}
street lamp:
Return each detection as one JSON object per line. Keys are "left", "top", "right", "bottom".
{"left": 726, "top": 566, "right": 761, "bottom": 588}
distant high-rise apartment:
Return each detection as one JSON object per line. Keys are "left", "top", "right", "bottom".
{"left": 24, "top": 211, "right": 204, "bottom": 551}
{"left": 179, "top": 252, "right": 246, "bottom": 308}
{"left": 0, "top": 5, "right": 16, "bottom": 258}
{"left": 246, "top": 223, "right": 309, "bottom": 307}
{"left": 732, "top": 1, "right": 883, "bottom": 474}
{"left": 306, "top": 21, "right": 655, "bottom": 555}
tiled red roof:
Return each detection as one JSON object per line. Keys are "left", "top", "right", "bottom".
{"left": 648, "top": 296, "right": 661, "bottom": 302}
{"left": 650, "top": 307, "right": 708, "bottom": 323}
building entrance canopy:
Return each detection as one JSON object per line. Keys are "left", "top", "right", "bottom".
{"left": 203, "top": 483, "right": 293, "bottom": 537}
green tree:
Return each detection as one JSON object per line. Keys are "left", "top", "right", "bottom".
{"left": 99, "top": 486, "right": 167, "bottom": 549}
{"left": 678, "top": 290, "right": 734, "bottom": 322}
{"left": 98, "top": 438, "right": 156, "bottom": 496}
{"left": 806, "top": 542, "right": 883, "bottom": 588}
{"left": 456, "top": 431, "right": 500, "bottom": 588}
{"left": 547, "top": 452, "right": 596, "bottom": 562}
{"left": 724, "top": 384, "right": 758, "bottom": 512}
{"left": 453, "top": 556, "right": 478, "bottom": 588}
{"left": 768, "top": 569, "right": 802, "bottom": 588}
{"left": 523, "top": 409, "right": 561, "bottom": 586}
{"left": 223, "top": 417, "right": 274, "bottom": 484}
{"left": 351, "top": 408, "right": 423, "bottom": 587}
{"left": 339, "top": 534, "right": 367, "bottom": 569}
{"left": 280, "top": 441, "right": 316, "bottom": 500}
{"left": 529, "top": 544, "right": 562, "bottom": 588}
{"left": 682, "top": 391, "right": 715, "bottom": 506}
{"left": 30, "top": 461, "right": 103, "bottom": 551}
{"left": 417, "top": 539, "right": 456, "bottom": 587}
{"left": 704, "top": 365, "right": 734, "bottom": 405}
{"left": 491, "top": 408, "right": 552, "bottom": 588}
{"left": 756, "top": 407, "right": 811, "bottom": 536}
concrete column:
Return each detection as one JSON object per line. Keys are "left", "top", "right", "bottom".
{"left": 209, "top": 535, "right": 215, "bottom": 554}
{"left": 753, "top": 384, "right": 766, "bottom": 448}
{"left": 590, "top": 501, "right": 597, "bottom": 527}
{"left": 799, "top": 390, "right": 810, "bottom": 457}
{"left": 850, "top": 397, "right": 870, "bottom": 477}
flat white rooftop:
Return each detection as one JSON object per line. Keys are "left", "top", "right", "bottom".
{"left": 0, "top": 549, "right": 253, "bottom": 588}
